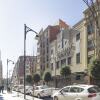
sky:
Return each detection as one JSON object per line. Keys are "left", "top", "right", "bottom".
{"left": 0, "top": 0, "right": 87, "bottom": 78}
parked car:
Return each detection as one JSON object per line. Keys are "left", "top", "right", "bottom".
{"left": 33, "top": 85, "right": 52, "bottom": 98}
{"left": 19, "top": 85, "right": 32, "bottom": 94}
{"left": 18, "top": 85, "right": 24, "bottom": 93}
{"left": 26, "top": 86, "right": 33, "bottom": 95}
{"left": 12, "top": 85, "right": 18, "bottom": 91}
{"left": 52, "top": 84, "right": 100, "bottom": 100}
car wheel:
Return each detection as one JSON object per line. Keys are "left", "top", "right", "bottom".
{"left": 37, "top": 94, "right": 41, "bottom": 98}
{"left": 54, "top": 96, "right": 58, "bottom": 100}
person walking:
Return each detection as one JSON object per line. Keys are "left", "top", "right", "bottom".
{"left": 1, "top": 86, "right": 4, "bottom": 93}
{"left": 7, "top": 87, "right": 10, "bottom": 93}
{"left": 0, "top": 86, "right": 1, "bottom": 93}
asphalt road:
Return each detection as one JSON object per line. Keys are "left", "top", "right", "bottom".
{"left": 41, "top": 97, "right": 52, "bottom": 100}
{"left": 0, "top": 94, "right": 4, "bottom": 100}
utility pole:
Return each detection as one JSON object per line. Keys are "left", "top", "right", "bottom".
{"left": 23, "top": 24, "right": 39, "bottom": 99}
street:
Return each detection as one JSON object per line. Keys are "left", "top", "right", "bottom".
{"left": 0, "top": 90, "right": 52, "bottom": 100}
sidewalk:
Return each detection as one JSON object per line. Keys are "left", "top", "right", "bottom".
{"left": 0, "top": 90, "right": 42, "bottom": 100}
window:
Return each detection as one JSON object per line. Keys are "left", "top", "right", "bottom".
{"left": 46, "top": 63, "right": 49, "bottom": 68}
{"left": 76, "top": 33, "right": 80, "bottom": 41}
{"left": 47, "top": 56, "right": 48, "bottom": 61}
{"left": 51, "top": 49, "right": 53, "bottom": 54}
{"left": 51, "top": 63, "right": 53, "bottom": 70}
{"left": 87, "top": 24, "right": 94, "bottom": 35}
{"left": 75, "top": 75, "right": 81, "bottom": 80}
{"left": 68, "top": 57, "right": 71, "bottom": 65}
{"left": 61, "top": 87, "right": 70, "bottom": 93}
{"left": 56, "top": 61, "right": 59, "bottom": 69}
{"left": 47, "top": 38, "right": 49, "bottom": 45}
{"left": 70, "top": 87, "right": 78, "bottom": 92}
{"left": 40, "top": 65, "right": 42, "bottom": 70}
{"left": 70, "top": 87, "right": 84, "bottom": 93}
{"left": 88, "top": 40, "right": 94, "bottom": 51}
{"left": 88, "top": 86, "right": 100, "bottom": 93}
{"left": 76, "top": 53, "right": 80, "bottom": 64}
{"left": 47, "top": 47, "right": 49, "bottom": 53}
{"left": 43, "top": 57, "right": 45, "bottom": 63}
{"left": 65, "top": 41, "right": 67, "bottom": 45}
{"left": 61, "top": 59, "right": 66, "bottom": 67}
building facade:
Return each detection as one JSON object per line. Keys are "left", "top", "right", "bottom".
{"left": 37, "top": 19, "right": 69, "bottom": 76}
{"left": 0, "top": 51, "right": 2, "bottom": 86}
{"left": 11, "top": 1, "right": 100, "bottom": 86}
{"left": 83, "top": 1, "right": 100, "bottom": 62}
{"left": 12, "top": 56, "right": 37, "bottom": 86}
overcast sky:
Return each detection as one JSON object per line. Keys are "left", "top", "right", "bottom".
{"left": 0, "top": 0, "right": 87, "bottom": 78}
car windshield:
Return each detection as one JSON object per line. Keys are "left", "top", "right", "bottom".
{"left": 88, "top": 86, "right": 100, "bottom": 93}
{"left": 35, "top": 85, "right": 48, "bottom": 90}
{"left": 40, "top": 85, "right": 48, "bottom": 89}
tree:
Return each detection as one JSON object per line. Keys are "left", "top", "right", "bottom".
{"left": 44, "top": 72, "right": 52, "bottom": 84}
{"left": 26, "top": 75, "right": 32, "bottom": 84}
{"left": 82, "top": 0, "right": 100, "bottom": 59}
{"left": 91, "top": 59, "right": 100, "bottom": 79}
{"left": 60, "top": 66, "right": 71, "bottom": 77}
{"left": 33, "top": 73, "right": 40, "bottom": 85}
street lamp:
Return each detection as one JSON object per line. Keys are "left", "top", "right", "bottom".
{"left": 24, "top": 24, "right": 39, "bottom": 99}
{"left": 7, "top": 59, "right": 14, "bottom": 91}
{"left": 54, "top": 57, "right": 57, "bottom": 88}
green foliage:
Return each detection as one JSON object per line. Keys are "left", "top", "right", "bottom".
{"left": 33, "top": 73, "right": 40, "bottom": 83}
{"left": 60, "top": 66, "right": 71, "bottom": 77}
{"left": 91, "top": 59, "right": 100, "bottom": 79}
{"left": 44, "top": 72, "right": 52, "bottom": 83}
{"left": 26, "top": 75, "right": 32, "bottom": 84}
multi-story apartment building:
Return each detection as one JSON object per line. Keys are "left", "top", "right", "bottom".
{"left": 73, "top": 19, "right": 87, "bottom": 73}
{"left": 12, "top": 56, "right": 37, "bottom": 86}
{"left": 11, "top": 64, "right": 18, "bottom": 86}
{"left": 50, "top": 20, "right": 87, "bottom": 84}
{"left": 37, "top": 19, "right": 69, "bottom": 76}
{"left": 36, "top": 1, "right": 100, "bottom": 85}
{"left": 37, "top": 19, "right": 88, "bottom": 85}
{"left": 83, "top": 1, "right": 100, "bottom": 63}
{"left": 50, "top": 28, "right": 73, "bottom": 76}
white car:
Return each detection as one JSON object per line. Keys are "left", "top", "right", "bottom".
{"left": 26, "top": 86, "right": 33, "bottom": 95}
{"left": 33, "top": 85, "right": 52, "bottom": 98}
{"left": 52, "top": 84, "right": 100, "bottom": 100}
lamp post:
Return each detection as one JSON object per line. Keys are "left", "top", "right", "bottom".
{"left": 7, "top": 59, "right": 14, "bottom": 91}
{"left": 54, "top": 57, "right": 57, "bottom": 88}
{"left": 24, "top": 24, "right": 39, "bottom": 99}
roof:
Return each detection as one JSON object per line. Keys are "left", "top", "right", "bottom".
{"left": 64, "top": 84, "right": 97, "bottom": 89}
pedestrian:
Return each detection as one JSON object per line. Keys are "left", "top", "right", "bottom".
{"left": 43, "top": 81, "right": 45, "bottom": 85}
{"left": 0, "top": 86, "right": 1, "bottom": 93}
{"left": 7, "top": 87, "right": 10, "bottom": 92}
{"left": 1, "top": 86, "right": 4, "bottom": 93}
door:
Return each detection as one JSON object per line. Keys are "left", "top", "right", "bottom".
{"left": 69, "top": 87, "right": 80, "bottom": 100}
{"left": 58, "top": 87, "right": 70, "bottom": 100}
{"left": 69, "top": 87, "right": 85, "bottom": 100}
